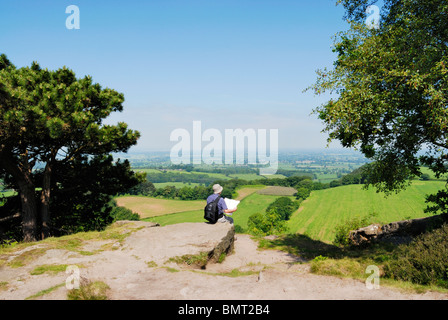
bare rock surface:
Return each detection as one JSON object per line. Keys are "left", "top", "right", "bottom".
{"left": 0, "top": 220, "right": 447, "bottom": 300}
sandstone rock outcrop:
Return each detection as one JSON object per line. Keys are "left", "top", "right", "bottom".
{"left": 122, "top": 221, "right": 235, "bottom": 267}
{"left": 348, "top": 214, "right": 446, "bottom": 246}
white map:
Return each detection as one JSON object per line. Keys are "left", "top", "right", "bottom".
{"left": 224, "top": 198, "right": 240, "bottom": 210}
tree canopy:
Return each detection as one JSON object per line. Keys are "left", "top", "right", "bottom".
{"left": 310, "top": 0, "right": 448, "bottom": 214}
{"left": 0, "top": 55, "right": 141, "bottom": 242}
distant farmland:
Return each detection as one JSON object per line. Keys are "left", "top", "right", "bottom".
{"left": 257, "top": 186, "right": 297, "bottom": 196}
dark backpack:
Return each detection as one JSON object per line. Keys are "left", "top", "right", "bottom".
{"left": 204, "top": 196, "right": 221, "bottom": 224}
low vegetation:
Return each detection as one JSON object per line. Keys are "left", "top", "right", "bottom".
{"left": 67, "top": 279, "right": 110, "bottom": 300}
{"left": 167, "top": 252, "right": 210, "bottom": 269}
{"left": 383, "top": 224, "right": 448, "bottom": 288}
{"left": 247, "top": 197, "right": 300, "bottom": 236}
{"left": 260, "top": 221, "right": 448, "bottom": 292}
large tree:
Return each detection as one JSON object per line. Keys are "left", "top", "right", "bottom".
{"left": 310, "top": 0, "right": 448, "bottom": 215}
{"left": 0, "top": 55, "right": 141, "bottom": 241}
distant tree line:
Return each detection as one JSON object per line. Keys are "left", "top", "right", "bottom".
{"left": 145, "top": 172, "right": 218, "bottom": 185}
{"left": 126, "top": 175, "right": 324, "bottom": 201}
{"left": 327, "top": 164, "right": 370, "bottom": 188}
{"left": 168, "top": 164, "right": 259, "bottom": 175}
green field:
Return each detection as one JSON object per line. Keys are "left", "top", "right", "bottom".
{"left": 142, "top": 190, "right": 295, "bottom": 231}
{"left": 287, "top": 181, "right": 446, "bottom": 243}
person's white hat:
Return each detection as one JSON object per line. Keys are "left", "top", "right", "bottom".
{"left": 213, "top": 184, "right": 223, "bottom": 194}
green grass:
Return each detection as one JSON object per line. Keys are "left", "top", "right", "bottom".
{"left": 315, "top": 173, "right": 338, "bottom": 183}
{"left": 30, "top": 264, "right": 68, "bottom": 275}
{"left": 418, "top": 166, "right": 447, "bottom": 181}
{"left": 287, "top": 181, "right": 446, "bottom": 243}
{"left": 143, "top": 209, "right": 204, "bottom": 225}
{"left": 25, "top": 283, "right": 66, "bottom": 300}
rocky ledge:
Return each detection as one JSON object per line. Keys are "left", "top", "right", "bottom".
{"left": 349, "top": 214, "right": 447, "bottom": 246}
{"left": 123, "top": 221, "right": 235, "bottom": 267}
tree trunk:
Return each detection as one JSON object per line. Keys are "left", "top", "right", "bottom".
{"left": 19, "top": 182, "right": 38, "bottom": 242}
{"left": 40, "top": 162, "right": 52, "bottom": 239}
{"left": 0, "top": 151, "right": 38, "bottom": 242}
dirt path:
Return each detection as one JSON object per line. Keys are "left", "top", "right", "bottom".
{"left": 1, "top": 227, "right": 447, "bottom": 300}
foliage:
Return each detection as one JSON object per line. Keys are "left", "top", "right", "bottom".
{"left": 247, "top": 196, "right": 298, "bottom": 236}
{"left": 295, "top": 187, "right": 311, "bottom": 200}
{"left": 266, "top": 197, "right": 300, "bottom": 221}
{"left": 247, "top": 210, "right": 288, "bottom": 236}
{"left": 146, "top": 171, "right": 219, "bottom": 185}
{"left": 333, "top": 212, "right": 379, "bottom": 246}
{"left": 383, "top": 224, "right": 448, "bottom": 288}
{"left": 310, "top": 0, "right": 448, "bottom": 214}
{"left": 0, "top": 54, "right": 140, "bottom": 241}
{"left": 48, "top": 155, "right": 142, "bottom": 235}
{"left": 127, "top": 181, "right": 156, "bottom": 196}
{"left": 110, "top": 204, "right": 140, "bottom": 222}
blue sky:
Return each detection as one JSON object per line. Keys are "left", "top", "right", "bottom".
{"left": 1, "top": 0, "right": 352, "bottom": 152}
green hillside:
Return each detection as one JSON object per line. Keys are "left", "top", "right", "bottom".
{"left": 140, "top": 180, "right": 446, "bottom": 245}
{"left": 287, "top": 181, "right": 446, "bottom": 243}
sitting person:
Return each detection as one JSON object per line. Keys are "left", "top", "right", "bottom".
{"left": 206, "top": 184, "right": 237, "bottom": 223}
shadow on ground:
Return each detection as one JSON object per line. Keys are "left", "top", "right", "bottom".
{"left": 258, "top": 233, "right": 397, "bottom": 261}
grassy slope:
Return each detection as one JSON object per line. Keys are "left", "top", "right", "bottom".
{"left": 287, "top": 180, "right": 446, "bottom": 244}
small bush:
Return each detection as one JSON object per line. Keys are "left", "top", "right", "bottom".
{"left": 234, "top": 225, "right": 246, "bottom": 233}
{"left": 247, "top": 209, "right": 288, "bottom": 236}
{"left": 67, "top": 279, "right": 110, "bottom": 300}
{"left": 333, "top": 212, "right": 379, "bottom": 246}
{"left": 110, "top": 206, "right": 140, "bottom": 222}
{"left": 266, "top": 197, "right": 299, "bottom": 221}
{"left": 383, "top": 224, "right": 448, "bottom": 288}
